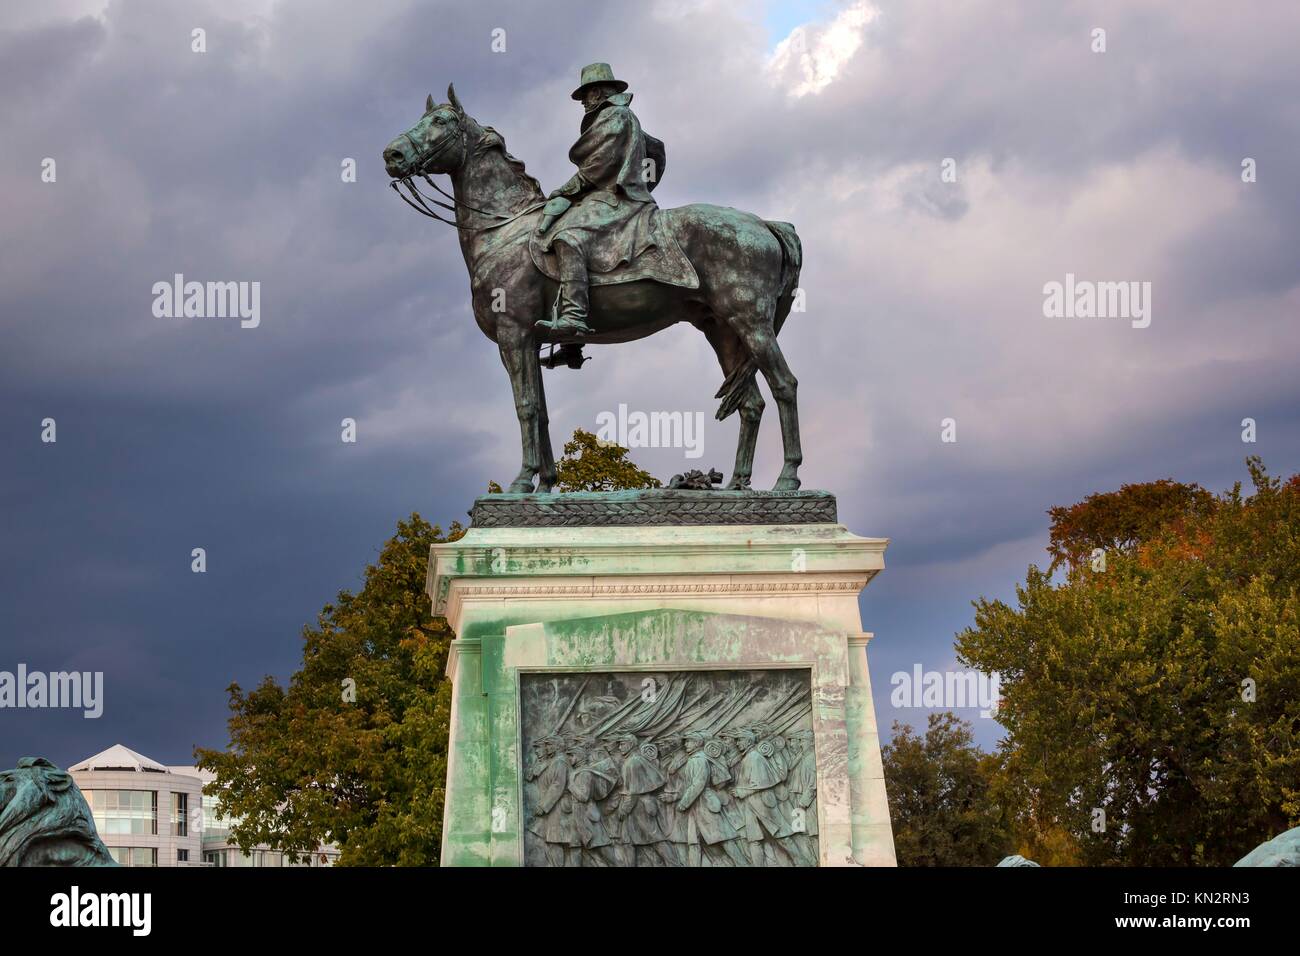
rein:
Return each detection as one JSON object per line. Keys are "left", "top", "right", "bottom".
{"left": 389, "top": 128, "right": 543, "bottom": 233}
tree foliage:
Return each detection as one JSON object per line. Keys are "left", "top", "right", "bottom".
{"left": 958, "top": 458, "right": 1300, "bottom": 865}
{"left": 555, "top": 429, "right": 662, "bottom": 492}
{"left": 196, "top": 431, "right": 658, "bottom": 865}
{"left": 882, "top": 713, "right": 1013, "bottom": 865}
{"left": 1046, "top": 478, "right": 1214, "bottom": 573}
{"left": 194, "top": 515, "right": 461, "bottom": 865}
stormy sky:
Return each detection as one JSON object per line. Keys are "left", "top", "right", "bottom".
{"left": 2, "top": 0, "right": 1297, "bottom": 767}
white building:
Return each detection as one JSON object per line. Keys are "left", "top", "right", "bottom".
{"left": 69, "top": 744, "right": 338, "bottom": 867}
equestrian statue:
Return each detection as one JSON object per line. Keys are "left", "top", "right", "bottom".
{"left": 383, "top": 64, "right": 804, "bottom": 493}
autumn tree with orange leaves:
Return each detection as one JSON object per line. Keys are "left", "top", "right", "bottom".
{"left": 957, "top": 458, "right": 1300, "bottom": 865}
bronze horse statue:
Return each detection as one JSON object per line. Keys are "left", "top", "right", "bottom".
{"left": 383, "top": 85, "right": 804, "bottom": 493}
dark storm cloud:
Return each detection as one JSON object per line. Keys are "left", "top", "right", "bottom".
{"left": 2, "top": 0, "right": 1298, "bottom": 762}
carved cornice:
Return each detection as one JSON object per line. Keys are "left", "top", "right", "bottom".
{"left": 453, "top": 579, "right": 871, "bottom": 598}
{"left": 439, "top": 574, "right": 877, "bottom": 618}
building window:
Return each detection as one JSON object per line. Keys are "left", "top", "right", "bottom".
{"left": 200, "top": 794, "right": 229, "bottom": 840}
{"left": 84, "top": 790, "right": 157, "bottom": 835}
{"left": 177, "top": 849, "right": 189, "bottom": 863}
{"left": 171, "top": 792, "right": 188, "bottom": 836}
{"left": 203, "top": 850, "right": 225, "bottom": 867}
{"left": 108, "top": 847, "right": 158, "bottom": 867}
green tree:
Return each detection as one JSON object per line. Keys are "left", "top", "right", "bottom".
{"left": 958, "top": 459, "right": 1300, "bottom": 865}
{"left": 194, "top": 515, "right": 459, "bottom": 865}
{"left": 195, "top": 431, "right": 657, "bottom": 865}
{"left": 882, "top": 713, "right": 1013, "bottom": 865}
{"left": 555, "top": 429, "right": 661, "bottom": 491}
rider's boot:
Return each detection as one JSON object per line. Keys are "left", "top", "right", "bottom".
{"left": 537, "top": 241, "right": 594, "bottom": 337}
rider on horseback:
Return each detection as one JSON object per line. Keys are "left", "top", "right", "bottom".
{"left": 535, "top": 63, "right": 667, "bottom": 338}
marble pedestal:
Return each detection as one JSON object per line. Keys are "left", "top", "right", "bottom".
{"left": 427, "top": 491, "right": 896, "bottom": 867}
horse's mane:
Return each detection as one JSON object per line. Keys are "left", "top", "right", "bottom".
{"left": 476, "top": 125, "right": 544, "bottom": 200}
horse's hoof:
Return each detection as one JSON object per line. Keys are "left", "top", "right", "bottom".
{"left": 772, "top": 476, "right": 801, "bottom": 491}
{"left": 726, "top": 475, "right": 752, "bottom": 491}
{"left": 508, "top": 479, "right": 535, "bottom": 493}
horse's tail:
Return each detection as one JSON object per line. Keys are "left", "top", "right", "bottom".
{"left": 715, "top": 220, "right": 803, "bottom": 421}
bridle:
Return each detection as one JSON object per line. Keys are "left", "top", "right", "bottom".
{"left": 388, "top": 119, "right": 543, "bottom": 232}
{"left": 387, "top": 112, "right": 567, "bottom": 367}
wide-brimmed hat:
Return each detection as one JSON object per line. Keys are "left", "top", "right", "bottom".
{"left": 571, "top": 62, "right": 629, "bottom": 100}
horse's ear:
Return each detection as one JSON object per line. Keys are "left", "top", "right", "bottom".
{"left": 426, "top": 93, "right": 434, "bottom": 113}
{"left": 447, "top": 83, "right": 464, "bottom": 117}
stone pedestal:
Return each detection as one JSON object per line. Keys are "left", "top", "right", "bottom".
{"left": 427, "top": 491, "right": 896, "bottom": 867}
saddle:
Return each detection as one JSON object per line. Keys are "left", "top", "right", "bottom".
{"left": 529, "top": 201, "right": 699, "bottom": 290}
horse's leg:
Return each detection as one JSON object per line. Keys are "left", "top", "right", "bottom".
{"left": 700, "top": 323, "right": 764, "bottom": 490}
{"left": 531, "top": 348, "right": 558, "bottom": 492}
{"left": 498, "top": 329, "right": 541, "bottom": 493}
{"left": 731, "top": 378, "right": 765, "bottom": 490}
{"left": 731, "top": 316, "right": 802, "bottom": 491}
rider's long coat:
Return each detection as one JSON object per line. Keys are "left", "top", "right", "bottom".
{"left": 565, "top": 91, "right": 662, "bottom": 203}
{"left": 541, "top": 92, "right": 667, "bottom": 276}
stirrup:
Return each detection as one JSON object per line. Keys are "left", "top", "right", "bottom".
{"left": 541, "top": 343, "right": 590, "bottom": 370}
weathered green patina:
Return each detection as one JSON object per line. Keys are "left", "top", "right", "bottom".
{"left": 468, "top": 488, "right": 837, "bottom": 527}
{"left": 429, "top": 515, "right": 896, "bottom": 867}
{"left": 1235, "top": 826, "right": 1300, "bottom": 866}
{"left": 443, "top": 608, "right": 851, "bottom": 866}
{"left": 0, "top": 758, "right": 117, "bottom": 866}
{"left": 382, "top": 67, "right": 806, "bottom": 494}
{"left": 519, "top": 667, "right": 819, "bottom": 867}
